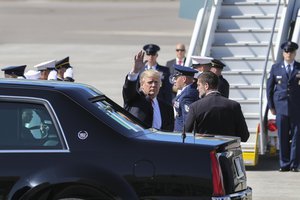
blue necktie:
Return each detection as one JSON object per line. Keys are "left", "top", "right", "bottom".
{"left": 287, "top": 64, "right": 291, "bottom": 78}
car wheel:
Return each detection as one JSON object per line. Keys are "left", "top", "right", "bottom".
{"left": 52, "top": 185, "right": 116, "bottom": 200}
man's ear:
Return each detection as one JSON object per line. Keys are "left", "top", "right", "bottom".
{"left": 204, "top": 82, "right": 209, "bottom": 90}
{"left": 182, "top": 76, "right": 188, "bottom": 84}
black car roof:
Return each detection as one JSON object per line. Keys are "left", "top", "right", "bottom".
{"left": 0, "top": 78, "right": 104, "bottom": 98}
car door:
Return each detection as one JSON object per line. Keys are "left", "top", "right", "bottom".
{"left": 0, "top": 96, "right": 69, "bottom": 199}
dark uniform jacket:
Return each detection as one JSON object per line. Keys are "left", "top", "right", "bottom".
{"left": 218, "top": 75, "right": 229, "bottom": 98}
{"left": 173, "top": 82, "right": 199, "bottom": 132}
{"left": 185, "top": 92, "right": 249, "bottom": 142}
{"left": 122, "top": 77, "right": 174, "bottom": 131}
{"left": 267, "top": 61, "right": 300, "bottom": 118}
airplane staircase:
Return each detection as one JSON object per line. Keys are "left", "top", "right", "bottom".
{"left": 185, "top": 0, "right": 298, "bottom": 165}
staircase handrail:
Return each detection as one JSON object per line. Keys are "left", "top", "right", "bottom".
{"left": 185, "top": 0, "right": 210, "bottom": 67}
{"left": 259, "top": 0, "right": 286, "bottom": 154}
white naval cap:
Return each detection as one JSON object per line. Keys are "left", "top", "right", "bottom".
{"left": 34, "top": 60, "right": 56, "bottom": 71}
{"left": 63, "top": 67, "right": 73, "bottom": 79}
{"left": 47, "top": 70, "right": 57, "bottom": 80}
{"left": 24, "top": 70, "right": 41, "bottom": 80}
{"left": 191, "top": 56, "right": 213, "bottom": 65}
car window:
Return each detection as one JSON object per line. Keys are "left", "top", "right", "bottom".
{"left": 0, "top": 100, "right": 64, "bottom": 150}
{"left": 95, "top": 100, "right": 145, "bottom": 133}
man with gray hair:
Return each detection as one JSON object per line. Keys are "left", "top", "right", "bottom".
{"left": 122, "top": 50, "right": 174, "bottom": 131}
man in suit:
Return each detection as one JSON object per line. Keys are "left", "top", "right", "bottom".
{"left": 171, "top": 65, "right": 199, "bottom": 132}
{"left": 267, "top": 41, "right": 300, "bottom": 172}
{"left": 185, "top": 71, "right": 249, "bottom": 142}
{"left": 122, "top": 50, "right": 174, "bottom": 131}
{"left": 166, "top": 43, "right": 187, "bottom": 100}
{"left": 166, "top": 43, "right": 186, "bottom": 75}
{"left": 142, "top": 44, "right": 173, "bottom": 105}
{"left": 210, "top": 59, "right": 230, "bottom": 98}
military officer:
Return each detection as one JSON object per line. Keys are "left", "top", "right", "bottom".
{"left": 171, "top": 65, "right": 199, "bottom": 132}
{"left": 267, "top": 41, "right": 300, "bottom": 172}
{"left": 1, "top": 65, "right": 26, "bottom": 79}
{"left": 142, "top": 44, "right": 173, "bottom": 105}
{"left": 190, "top": 56, "right": 213, "bottom": 79}
{"left": 34, "top": 60, "right": 56, "bottom": 80}
{"left": 55, "top": 56, "right": 71, "bottom": 81}
{"left": 64, "top": 67, "right": 75, "bottom": 82}
{"left": 210, "top": 59, "right": 230, "bottom": 98}
{"left": 24, "top": 70, "right": 41, "bottom": 80}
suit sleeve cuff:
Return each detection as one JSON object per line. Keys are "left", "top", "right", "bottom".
{"left": 127, "top": 71, "right": 139, "bottom": 81}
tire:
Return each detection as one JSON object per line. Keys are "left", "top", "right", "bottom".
{"left": 53, "top": 185, "right": 116, "bottom": 200}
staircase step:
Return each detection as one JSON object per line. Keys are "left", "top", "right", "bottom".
{"left": 221, "top": 3, "right": 282, "bottom": 17}
{"left": 223, "top": 0, "right": 280, "bottom": 4}
{"left": 217, "top": 16, "right": 280, "bottom": 30}
{"left": 238, "top": 100, "right": 260, "bottom": 113}
{"left": 229, "top": 85, "right": 261, "bottom": 100}
{"left": 221, "top": 57, "right": 274, "bottom": 72}
{"left": 211, "top": 43, "right": 271, "bottom": 58}
{"left": 222, "top": 71, "right": 262, "bottom": 86}
{"left": 214, "top": 29, "right": 278, "bottom": 45}
{"left": 244, "top": 114, "right": 260, "bottom": 131}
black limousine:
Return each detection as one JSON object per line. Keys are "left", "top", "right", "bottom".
{"left": 0, "top": 79, "right": 252, "bottom": 200}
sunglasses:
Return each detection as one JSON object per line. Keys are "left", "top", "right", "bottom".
{"left": 176, "top": 49, "right": 185, "bottom": 52}
{"left": 284, "top": 50, "right": 295, "bottom": 53}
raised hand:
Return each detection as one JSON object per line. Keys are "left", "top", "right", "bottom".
{"left": 133, "top": 50, "right": 146, "bottom": 73}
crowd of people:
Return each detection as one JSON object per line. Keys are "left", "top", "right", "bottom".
{"left": 1, "top": 56, "right": 75, "bottom": 82}
{"left": 2, "top": 40, "right": 299, "bottom": 172}
{"left": 122, "top": 42, "right": 249, "bottom": 142}
{"left": 122, "top": 40, "right": 299, "bottom": 172}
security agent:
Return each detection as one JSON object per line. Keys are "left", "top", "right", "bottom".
{"left": 142, "top": 44, "right": 173, "bottom": 105}
{"left": 55, "top": 56, "right": 71, "bottom": 81}
{"left": 34, "top": 60, "right": 56, "bottom": 80}
{"left": 171, "top": 65, "right": 199, "bottom": 132}
{"left": 267, "top": 41, "right": 300, "bottom": 172}
{"left": 185, "top": 71, "right": 249, "bottom": 142}
{"left": 1, "top": 65, "right": 26, "bottom": 79}
{"left": 210, "top": 59, "right": 230, "bottom": 98}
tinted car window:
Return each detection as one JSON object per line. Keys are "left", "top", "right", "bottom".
{"left": 0, "top": 100, "right": 63, "bottom": 150}
{"left": 95, "top": 100, "right": 145, "bottom": 133}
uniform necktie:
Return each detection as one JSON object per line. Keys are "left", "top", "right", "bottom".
{"left": 287, "top": 64, "right": 291, "bottom": 78}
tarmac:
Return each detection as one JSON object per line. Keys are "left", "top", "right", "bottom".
{"left": 1, "top": 1, "right": 300, "bottom": 199}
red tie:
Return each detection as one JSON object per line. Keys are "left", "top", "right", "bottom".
{"left": 178, "top": 60, "right": 182, "bottom": 65}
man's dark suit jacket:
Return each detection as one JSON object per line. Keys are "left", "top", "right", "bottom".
{"left": 122, "top": 77, "right": 174, "bottom": 131}
{"left": 155, "top": 64, "right": 173, "bottom": 105}
{"left": 166, "top": 58, "right": 186, "bottom": 75}
{"left": 185, "top": 92, "right": 249, "bottom": 142}
{"left": 218, "top": 75, "right": 230, "bottom": 98}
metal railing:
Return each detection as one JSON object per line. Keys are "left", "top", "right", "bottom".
{"left": 184, "top": 0, "right": 211, "bottom": 67}
{"left": 258, "top": 0, "right": 287, "bottom": 154}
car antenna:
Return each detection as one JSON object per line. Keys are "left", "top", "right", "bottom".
{"left": 182, "top": 124, "right": 186, "bottom": 143}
